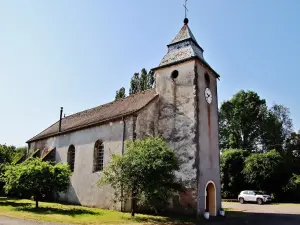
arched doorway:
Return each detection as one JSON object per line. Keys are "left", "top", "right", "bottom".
{"left": 205, "top": 181, "right": 216, "bottom": 216}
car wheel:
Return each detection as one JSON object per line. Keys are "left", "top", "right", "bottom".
{"left": 239, "top": 197, "right": 244, "bottom": 204}
{"left": 257, "top": 198, "right": 263, "bottom": 205}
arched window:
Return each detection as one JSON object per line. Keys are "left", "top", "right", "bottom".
{"left": 67, "top": 145, "right": 75, "bottom": 172}
{"left": 205, "top": 73, "right": 210, "bottom": 88}
{"left": 93, "top": 140, "right": 104, "bottom": 172}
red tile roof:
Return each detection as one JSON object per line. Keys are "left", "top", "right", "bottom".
{"left": 27, "top": 89, "right": 158, "bottom": 143}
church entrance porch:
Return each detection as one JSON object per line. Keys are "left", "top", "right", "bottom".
{"left": 205, "top": 181, "right": 217, "bottom": 216}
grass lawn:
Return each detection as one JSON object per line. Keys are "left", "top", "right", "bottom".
{"left": 0, "top": 198, "right": 197, "bottom": 225}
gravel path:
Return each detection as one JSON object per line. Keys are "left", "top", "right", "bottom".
{"left": 0, "top": 216, "right": 65, "bottom": 225}
{"left": 222, "top": 202, "right": 300, "bottom": 214}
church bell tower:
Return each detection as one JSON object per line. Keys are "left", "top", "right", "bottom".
{"left": 152, "top": 17, "right": 221, "bottom": 217}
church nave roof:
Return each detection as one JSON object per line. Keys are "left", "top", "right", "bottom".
{"left": 27, "top": 89, "right": 158, "bottom": 143}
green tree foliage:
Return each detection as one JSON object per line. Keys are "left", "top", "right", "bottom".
{"left": 0, "top": 145, "right": 27, "bottom": 193}
{"left": 0, "top": 144, "right": 16, "bottom": 164}
{"left": 13, "top": 147, "right": 27, "bottom": 164}
{"left": 115, "top": 87, "right": 126, "bottom": 101}
{"left": 219, "top": 90, "right": 267, "bottom": 151}
{"left": 283, "top": 174, "right": 300, "bottom": 202}
{"left": 129, "top": 73, "right": 140, "bottom": 95}
{"left": 220, "top": 149, "right": 250, "bottom": 198}
{"left": 98, "top": 137, "right": 182, "bottom": 216}
{"left": 219, "top": 91, "right": 294, "bottom": 153}
{"left": 286, "top": 131, "right": 300, "bottom": 158}
{"left": 261, "top": 104, "right": 293, "bottom": 152}
{"left": 127, "top": 68, "right": 155, "bottom": 96}
{"left": 243, "top": 150, "right": 290, "bottom": 199}
{"left": 1, "top": 158, "right": 71, "bottom": 208}
{"left": 218, "top": 90, "right": 299, "bottom": 201}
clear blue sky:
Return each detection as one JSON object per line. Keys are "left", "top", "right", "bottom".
{"left": 0, "top": 0, "right": 299, "bottom": 147}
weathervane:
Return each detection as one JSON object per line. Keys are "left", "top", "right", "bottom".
{"left": 183, "top": 0, "right": 189, "bottom": 19}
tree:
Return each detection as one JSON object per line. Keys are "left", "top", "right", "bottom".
{"left": 260, "top": 109, "right": 284, "bottom": 152}
{"left": 13, "top": 146, "right": 27, "bottom": 164}
{"left": 98, "top": 137, "right": 182, "bottom": 216}
{"left": 261, "top": 104, "right": 293, "bottom": 152}
{"left": 120, "top": 68, "right": 155, "bottom": 97}
{"left": 1, "top": 158, "right": 71, "bottom": 208}
{"left": 0, "top": 144, "right": 16, "bottom": 164}
{"left": 243, "top": 150, "right": 290, "bottom": 199}
{"left": 139, "top": 69, "right": 155, "bottom": 91}
{"left": 129, "top": 73, "right": 140, "bottom": 95}
{"left": 271, "top": 104, "right": 293, "bottom": 141}
{"left": 115, "top": 87, "right": 126, "bottom": 101}
{"left": 219, "top": 90, "right": 267, "bottom": 152}
{"left": 285, "top": 131, "right": 300, "bottom": 158}
{"left": 283, "top": 174, "right": 300, "bottom": 202}
{"left": 220, "top": 149, "right": 250, "bottom": 198}
{"left": 0, "top": 144, "right": 18, "bottom": 193}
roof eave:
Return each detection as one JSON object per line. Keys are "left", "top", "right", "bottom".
{"left": 167, "top": 38, "right": 204, "bottom": 52}
{"left": 152, "top": 56, "right": 220, "bottom": 79}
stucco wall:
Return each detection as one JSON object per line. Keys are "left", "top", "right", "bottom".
{"left": 28, "top": 116, "right": 134, "bottom": 210}
{"left": 154, "top": 59, "right": 221, "bottom": 215}
{"left": 135, "top": 98, "right": 159, "bottom": 139}
{"left": 195, "top": 61, "right": 221, "bottom": 214}
{"left": 155, "top": 61, "right": 198, "bottom": 213}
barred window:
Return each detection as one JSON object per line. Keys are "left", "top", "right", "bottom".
{"left": 93, "top": 140, "right": 104, "bottom": 172}
{"left": 67, "top": 145, "right": 75, "bottom": 172}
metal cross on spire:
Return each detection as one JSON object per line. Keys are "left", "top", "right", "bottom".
{"left": 183, "top": 0, "right": 189, "bottom": 19}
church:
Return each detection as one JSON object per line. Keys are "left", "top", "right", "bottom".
{"left": 26, "top": 17, "right": 222, "bottom": 217}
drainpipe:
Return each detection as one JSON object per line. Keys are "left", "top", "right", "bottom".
{"left": 121, "top": 116, "right": 126, "bottom": 155}
{"left": 59, "top": 107, "right": 63, "bottom": 133}
{"left": 121, "top": 116, "right": 126, "bottom": 212}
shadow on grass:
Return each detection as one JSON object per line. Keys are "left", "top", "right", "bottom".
{"left": 15, "top": 206, "right": 102, "bottom": 216}
{"left": 0, "top": 201, "right": 32, "bottom": 208}
{"left": 16, "top": 206, "right": 102, "bottom": 216}
{"left": 0, "top": 200, "right": 102, "bottom": 216}
{"left": 127, "top": 213, "right": 197, "bottom": 225}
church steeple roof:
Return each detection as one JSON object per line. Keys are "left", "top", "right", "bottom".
{"left": 168, "top": 19, "right": 200, "bottom": 47}
{"left": 153, "top": 19, "right": 220, "bottom": 78}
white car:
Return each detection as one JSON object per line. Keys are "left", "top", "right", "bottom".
{"left": 238, "top": 190, "right": 272, "bottom": 205}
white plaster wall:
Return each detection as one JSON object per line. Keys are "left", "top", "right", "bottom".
{"left": 29, "top": 117, "right": 134, "bottom": 210}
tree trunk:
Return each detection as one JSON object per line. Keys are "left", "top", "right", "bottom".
{"left": 35, "top": 193, "right": 39, "bottom": 209}
{"left": 131, "top": 198, "right": 135, "bottom": 217}
{"left": 131, "top": 187, "right": 136, "bottom": 217}
{"left": 35, "top": 198, "right": 39, "bottom": 209}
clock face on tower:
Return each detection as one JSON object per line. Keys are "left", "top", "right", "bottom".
{"left": 205, "top": 88, "right": 212, "bottom": 104}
